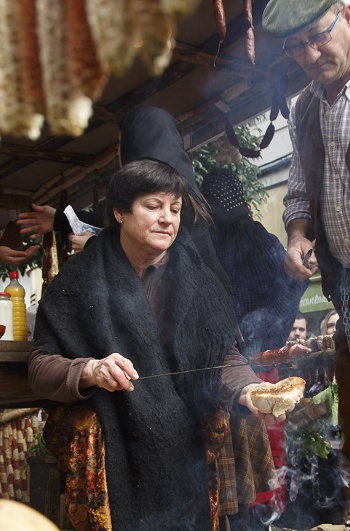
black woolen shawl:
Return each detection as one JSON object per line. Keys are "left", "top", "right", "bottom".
{"left": 34, "top": 227, "right": 237, "bottom": 531}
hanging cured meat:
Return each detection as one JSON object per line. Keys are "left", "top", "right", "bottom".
{"left": 0, "top": 0, "right": 43, "bottom": 139}
{"left": 66, "top": 0, "right": 107, "bottom": 100}
{"left": 16, "top": 0, "right": 45, "bottom": 114}
{"left": 36, "top": 0, "right": 93, "bottom": 136}
{"left": 243, "top": 0, "right": 255, "bottom": 65}
{"left": 213, "top": 0, "right": 227, "bottom": 43}
{"left": 0, "top": 0, "right": 201, "bottom": 140}
{"left": 86, "top": 0, "right": 137, "bottom": 78}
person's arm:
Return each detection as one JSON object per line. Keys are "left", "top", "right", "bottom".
{"left": 28, "top": 348, "right": 139, "bottom": 402}
{"left": 218, "top": 345, "right": 287, "bottom": 425}
{"left": 17, "top": 203, "right": 105, "bottom": 238}
{"left": 28, "top": 348, "right": 97, "bottom": 402}
{"left": 282, "top": 103, "right": 318, "bottom": 281}
{"left": 0, "top": 244, "right": 40, "bottom": 265}
{"left": 282, "top": 103, "right": 312, "bottom": 229}
{"left": 74, "top": 203, "right": 105, "bottom": 228}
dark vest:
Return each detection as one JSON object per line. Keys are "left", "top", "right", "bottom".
{"left": 294, "top": 85, "right": 344, "bottom": 304}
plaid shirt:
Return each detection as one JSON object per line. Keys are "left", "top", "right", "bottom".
{"left": 284, "top": 80, "right": 350, "bottom": 268}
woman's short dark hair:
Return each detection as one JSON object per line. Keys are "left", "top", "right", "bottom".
{"left": 106, "top": 159, "right": 189, "bottom": 228}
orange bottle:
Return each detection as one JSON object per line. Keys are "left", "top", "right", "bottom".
{"left": 5, "top": 271, "right": 27, "bottom": 341}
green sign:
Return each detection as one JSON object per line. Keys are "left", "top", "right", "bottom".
{"left": 299, "top": 274, "right": 333, "bottom": 313}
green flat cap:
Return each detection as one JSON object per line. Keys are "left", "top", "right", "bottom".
{"left": 262, "top": 0, "right": 336, "bottom": 38}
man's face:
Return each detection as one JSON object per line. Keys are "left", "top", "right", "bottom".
{"left": 288, "top": 318, "right": 307, "bottom": 341}
{"left": 285, "top": 7, "right": 350, "bottom": 90}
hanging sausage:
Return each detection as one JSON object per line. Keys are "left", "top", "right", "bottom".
{"left": 243, "top": 0, "right": 255, "bottom": 65}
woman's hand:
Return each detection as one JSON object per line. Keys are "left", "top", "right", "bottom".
{"left": 238, "top": 383, "right": 293, "bottom": 426}
{"left": 69, "top": 232, "right": 94, "bottom": 253}
{"left": 81, "top": 353, "right": 139, "bottom": 392}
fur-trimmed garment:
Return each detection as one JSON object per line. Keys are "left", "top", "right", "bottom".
{"left": 34, "top": 227, "right": 239, "bottom": 531}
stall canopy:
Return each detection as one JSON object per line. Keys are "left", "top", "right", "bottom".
{"left": 0, "top": 0, "right": 309, "bottom": 216}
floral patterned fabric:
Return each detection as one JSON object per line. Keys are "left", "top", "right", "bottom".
{"left": 200, "top": 403, "right": 231, "bottom": 531}
{"left": 44, "top": 405, "right": 112, "bottom": 531}
{"left": 44, "top": 402, "right": 232, "bottom": 531}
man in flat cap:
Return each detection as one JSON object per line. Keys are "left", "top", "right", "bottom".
{"left": 263, "top": 0, "right": 350, "bottom": 467}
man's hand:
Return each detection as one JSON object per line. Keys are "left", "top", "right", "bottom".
{"left": 284, "top": 218, "right": 318, "bottom": 281}
{"left": 0, "top": 245, "right": 40, "bottom": 266}
{"left": 17, "top": 203, "right": 56, "bottom": 239}
{"left": 285, "top": 238, "right": 318, "bottom": 281}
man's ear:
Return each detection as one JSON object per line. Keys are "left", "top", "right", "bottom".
{"left": 343, "top": 5, "right": 350, "bottom": 26}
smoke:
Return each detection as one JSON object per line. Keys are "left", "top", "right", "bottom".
{"left": 275, "top": 442, "right": 347, "bottom": 529}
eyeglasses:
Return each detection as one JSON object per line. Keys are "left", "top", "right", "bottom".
{"left": 283, "top": 10, "right": 342, "bottom": 58}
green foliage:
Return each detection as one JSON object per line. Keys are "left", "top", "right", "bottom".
{"left": 285, "top": 383, "right": 340, "bottom": 460}
{"left": 285, "top": 424, "right": 331, "bottom": 459}
{"left": 26, "top": 431, "right": 49, "bottom": 457}
{"left": 313, "top": 382, "right": 339, "bottom": 426}
{"left": 192, "top": 123, "right": 268, "bottom": 215}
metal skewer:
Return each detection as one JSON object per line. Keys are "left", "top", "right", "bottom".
{"left": 137, "top": 362, "right": 249, "bottom": 380}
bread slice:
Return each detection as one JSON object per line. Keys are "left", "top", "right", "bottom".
{"left": 250, "top": 377, "right": 306, "bottom": 417}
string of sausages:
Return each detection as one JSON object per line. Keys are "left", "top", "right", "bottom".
{"left": 225, "top": 69, "right": 290, "bottom": 159}
{"left": 212, "top": 2, "right": 289, "bottom": 159}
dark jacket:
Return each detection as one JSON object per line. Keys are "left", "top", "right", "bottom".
{"left": 295, "top": 86, "right": 344, "bottom": 305}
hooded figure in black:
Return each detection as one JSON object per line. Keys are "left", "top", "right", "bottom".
{"left": 201, "top": 167, "right": 309, "bottom": 358}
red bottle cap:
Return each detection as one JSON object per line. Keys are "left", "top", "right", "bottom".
{"left": 9, "top": 271, "right": 19, "bottom": 280}
{"left": 0, "top": 292, "right": 11, "bottom": 297}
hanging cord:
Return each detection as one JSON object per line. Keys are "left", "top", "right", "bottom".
{"left": 341, "top": 268, "right": 350, "bottom": 351}
{"left": 213, "top": 0, "right": 226, "bottom": 68}
{"left": 225, "top": 70, "right": 290, "bottom": 159}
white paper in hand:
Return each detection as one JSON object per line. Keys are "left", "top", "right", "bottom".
{"left": 64, "top": 205, "right": 103, "bottom": 236}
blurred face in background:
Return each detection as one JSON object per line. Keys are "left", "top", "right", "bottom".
{"left": 288, "top": 317, "right": 307, "bottom": 341}
{"left": 325, "top": 312, "right": 339, "bottom": 336}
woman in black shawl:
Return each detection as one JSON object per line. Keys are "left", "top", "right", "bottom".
{"left": 29, "top": 158, "right": 284, "bottom": 531}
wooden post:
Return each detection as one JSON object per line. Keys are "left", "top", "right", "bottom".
{"left": 27, "top": 454, "right": 63, "bottom": 528}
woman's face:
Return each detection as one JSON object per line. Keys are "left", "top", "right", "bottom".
{"left": 326, "top": 312, "right": 339, "bottom": 335}
{"left": 114, "top": 192, "right": 182, "bottom": 257}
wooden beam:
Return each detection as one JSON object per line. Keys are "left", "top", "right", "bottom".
{"left": 172, "top": 42, "right": 265, "bottom": 78}
{"left": 0, "top": 191, "right": 33, "bottom": 211}
{"left": 0, "top": 142, "right": 95, "bottom": 165}
{"left": 0, "top": 118, "right": 108, "bottom": 179}
{"left": 104, "top": 1, "right": 270, "bottom": 117}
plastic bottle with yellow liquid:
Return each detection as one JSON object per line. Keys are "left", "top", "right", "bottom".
{"left": 4, "top": 271, "right": 27, "bottom": 341}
